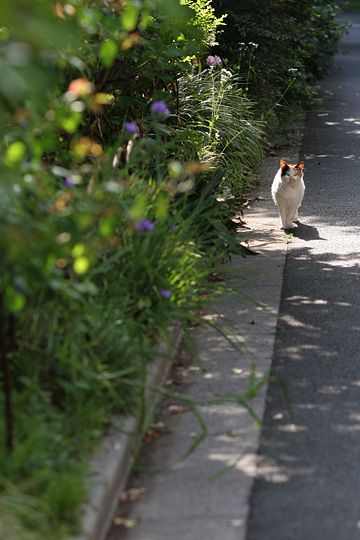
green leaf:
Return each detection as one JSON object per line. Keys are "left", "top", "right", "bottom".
{"left": 99, "top": 40, "right": 118, "bottom": 68}
{"left": 71, "top": 243, "right": 86, "bottom": 258}
{"left": 130, "top": 194, "right": 147, "bottom": 220}
{"left": 60, "top": 114, "right": 82, "bottom": 134}
{"left": 99, "top": 216, "right": 116, "bottom": 237}
{"left": 121, "top": 6, "right": 139, "bottom": 32}
{"left": 164, "top": 45, "right": 183, "bottom": 59}
{"left": 73, "top": 256, "right": 90, "bottom": 275}
{"left": 5, "top": 141, "right": 26, "bottom": 166}
{"left": 154, "top": 193, "right": 169, "bottom": 220}
{"left": 4, "top": 287, "right": 26, "bottom": 313}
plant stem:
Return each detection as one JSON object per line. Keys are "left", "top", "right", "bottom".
{"left": 263, "top": 77, "right": 296, "bottom": 120}
{"left": 0, "top": 293, "right": 14, "bottom": 452}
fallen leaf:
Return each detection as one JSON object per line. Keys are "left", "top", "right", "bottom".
{"left": 207, "top": 272, "right": 226, "bottom": 282}
{"left": 143, "top": 427, "right": 162, "bottom": 444}
{"left": 168, "top": 404, "right": 187, "bottom": 415}
{"left": 120, "top": 487, "right": 146, "bottom": 503}
{"left": 173, "top": 377, "right": 192, "bottom": 386}
{"left": 230, "top": 519, "right": 243, "bottom": 528}
{"left": 113, "top": 516, "right": 139, "bottom": 528}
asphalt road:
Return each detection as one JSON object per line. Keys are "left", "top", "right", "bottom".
{"left": 246, "top": 13, "right": 360, "bottom": 540}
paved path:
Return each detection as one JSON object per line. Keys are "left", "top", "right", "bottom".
{"left": 246, "top": 13, "right": 360, "bottom": 540}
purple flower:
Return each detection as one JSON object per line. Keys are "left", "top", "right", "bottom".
{"left": 64, "top": 177, "right": 75, "bottom": 188}
{"left": 170, "top": 224, "right": 178, "bottom": 232}
{"left": 206, "top": 55, "right": 222, "bottom": 67}
{"left": 160, "top": 289, "right": 172, "bottom": 299}
{"left": 135, "top": 219, "right": 155, "bottom": 232}
{"left": 124, "top": 121, "right": 139, "bottom": 134}
{"left": 151, "top": 101, "right": 170, "bottom": 116}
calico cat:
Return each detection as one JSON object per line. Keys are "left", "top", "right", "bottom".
{"left": 271, "top": 159, "right": 305, "bottom": 230}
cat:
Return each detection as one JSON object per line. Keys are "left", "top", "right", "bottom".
{"left": 271, "top": 159, "right": 305, "bottom": 230}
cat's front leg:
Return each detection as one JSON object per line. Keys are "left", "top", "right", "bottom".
{"left": 293, "top": 207, "right": 300, "bottom": 223}
{"left": 286, "top": 204, "right": 299, "bottom": 229}
{"left": 278, "top": 204, "right": 288, "bottom": 230}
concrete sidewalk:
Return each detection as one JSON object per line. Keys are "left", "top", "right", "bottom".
{"left": 106, "top": 147, "right": 302, "bottom": 540}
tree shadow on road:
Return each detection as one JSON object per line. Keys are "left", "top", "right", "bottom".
{"left": 247, "top": 246, "right": 360, "bottom": 539}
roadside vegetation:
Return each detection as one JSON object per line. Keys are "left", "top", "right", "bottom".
{"left": 343, "top": 0, "right": 360, "bottom": 11}
{"left": 0, "top": 1, "right": 344, "bottom": 538}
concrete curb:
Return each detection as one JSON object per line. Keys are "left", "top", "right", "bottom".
{"left": 73, "top": 326, "right": 183, "bottom": 540}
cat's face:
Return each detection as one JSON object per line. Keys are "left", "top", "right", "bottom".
{"left": 280, "top": 159, "right": 304, "bottom": 181}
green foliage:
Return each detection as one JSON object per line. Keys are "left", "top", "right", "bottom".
{"left": 343, "top": 0, "right": 360, "bottom": 10}
{"left": 212, "top": 0, "right": 345, "bottom": 108}
{"left": 180, "top": 0, "right": 226, "bottom": 45}
{"left": 178, "top": 68, "right": 264, "bottom": 189}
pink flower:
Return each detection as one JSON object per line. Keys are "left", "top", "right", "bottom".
{"left": 206, "top": 55, "right": 222, "bottom": 67}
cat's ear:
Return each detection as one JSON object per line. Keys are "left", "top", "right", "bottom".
{"left": 296, "top": 161, "right": 305, "bottom": 170}
{"left": 280, "top": 159, "right": 289, "bottom": 172}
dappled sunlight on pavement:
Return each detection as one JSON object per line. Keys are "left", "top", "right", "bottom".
{"left": 247, "top": 13, "right": 360, "bottom": 539}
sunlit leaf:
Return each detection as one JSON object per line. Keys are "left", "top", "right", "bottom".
{"left": 121, "top": 32, "right": 141, "bottom": 51}
{"left": 154, "top": 193, "right": 169, "bottom": 220}
{"left": 99, "top": 39, "right": 118, "bottom": 67}
{"left": 73, "top": 256, "right": 90, "bottom": 274}
{"left": 93, "top": 93, "right": 114, "bottom": 105}
{"left": 60, "top": 114, "right": 82, "bottom": 134}
{"left": 5, "top": 141, "right": 26, "bottom": 166}
{"left": 71, "top": 243, "right": 85, "bottom": 258}
{"left": 121, "top": 5, "right": 138, "bottom": 32}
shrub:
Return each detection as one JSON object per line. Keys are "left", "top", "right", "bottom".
{"left": 212, "top": 0, "right": 345, "bottom": 108}
{"left": 0, "top": 0, "right": 252, "bottom": 537}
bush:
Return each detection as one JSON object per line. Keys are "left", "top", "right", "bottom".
{"left": 212, "top": 0, "right": 344, "bottom": 108}
{"left": 0, "top": 0, "right": 256, "bottom": 537}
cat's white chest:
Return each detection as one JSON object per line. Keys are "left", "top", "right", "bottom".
{"left": 272, "top": 172, "right": 305, "bottom": 204}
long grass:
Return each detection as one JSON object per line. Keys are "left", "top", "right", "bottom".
{"left": 177, "top": 68, "right": 264, "bottom": 194}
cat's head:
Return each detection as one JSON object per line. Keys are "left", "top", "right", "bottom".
{"left": 280, "top": 159, "right": 304, "bottom": 180}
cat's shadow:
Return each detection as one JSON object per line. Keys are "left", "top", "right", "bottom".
{"left": 291, "top": 222, "right": 325, "bottom": 241}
